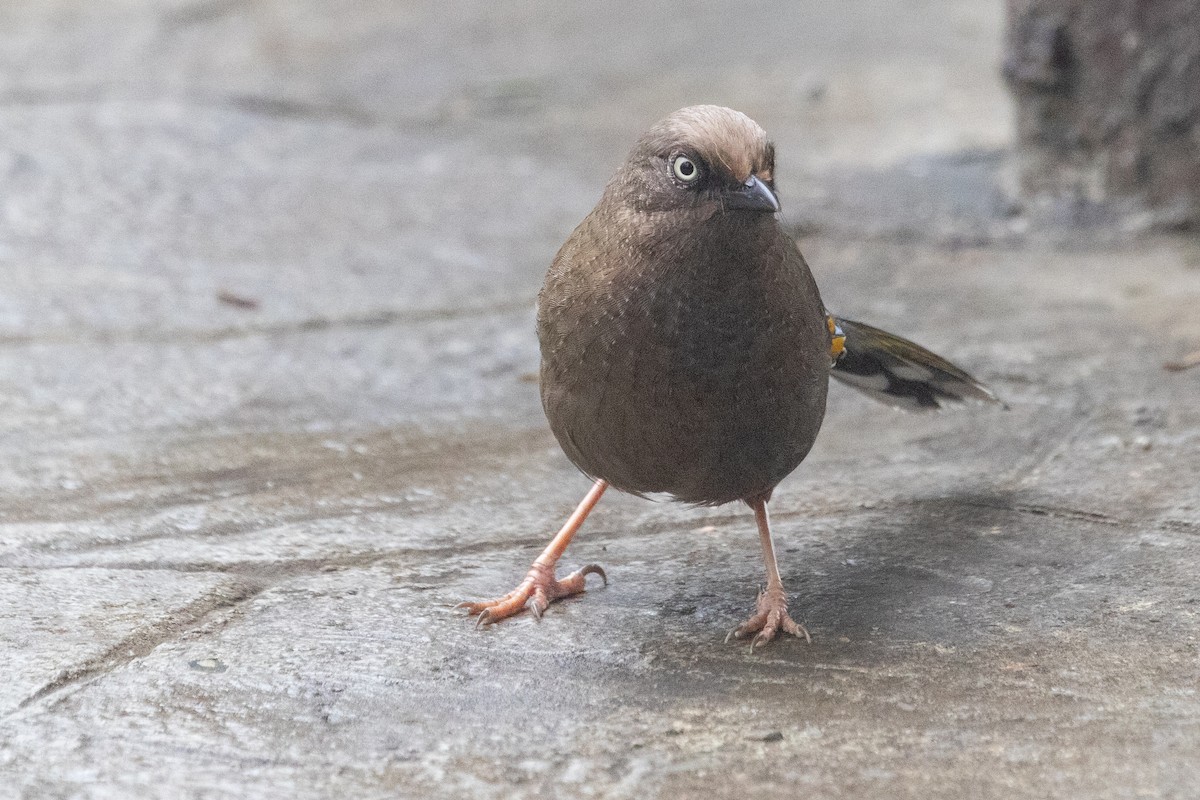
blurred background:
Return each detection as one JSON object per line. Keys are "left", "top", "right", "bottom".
{"left": 1, "top": 2, "right": 1198, "bottom": 799}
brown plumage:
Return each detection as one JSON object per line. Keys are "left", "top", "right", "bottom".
{"left": 538, "top": 106, "right": 829, "bottom": 507}
{"left": 459, "top": 106, "right": 1000, "bottom": 648}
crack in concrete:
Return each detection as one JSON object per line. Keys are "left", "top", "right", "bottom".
{"left": 5, "top": 495, "right": 1161, "bottom": 582}
{"left": 957, "top": 499, "right": 1123, "bottom": 526}
{"left": 0, "top": 297, "right": 532, "bottom": 349}
{"left": 9, "top": 556, "right": 393, "bottom": 578}
{"left": 0, "top": 85, "right": 439, "bottom": 132}
{"left": 7, "top": 498, "right": 417, "bottom": 560}
{"left": 0, "top": 87, "right": 106, "bottom": 107}
{"left": 218, "top": 93, "right": 386, "bottom": 128}
{"left": 158, "top": 0, "right": 249, "bottom": 28}
{"left": 11, "top": 578, "right": 267, "bottom": 716}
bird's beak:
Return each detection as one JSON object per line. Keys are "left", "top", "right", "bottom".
{"left": 723, "top": 175, "right": 780, "bottom": 213}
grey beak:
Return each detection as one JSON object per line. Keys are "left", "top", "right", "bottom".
{"left": 724, "top": 175, "right": 780, "bottom": 213}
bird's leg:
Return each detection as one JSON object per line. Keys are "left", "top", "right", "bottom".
{"left": 727, "top": 495, "right": 810, "bottom": 650}
{"left": 458, "top": 480, "right": 608, "bottom": 626}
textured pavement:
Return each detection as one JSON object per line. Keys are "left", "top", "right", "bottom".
{"left": 2, "top": 2, "right": 1199, "bottom": 798}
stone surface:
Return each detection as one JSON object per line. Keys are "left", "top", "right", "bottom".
{"left": 1, "top": 2, "right": 1199, "bottom": 798}
{"left": 1005, "top": 0, "right": 1200, "bottom": 229}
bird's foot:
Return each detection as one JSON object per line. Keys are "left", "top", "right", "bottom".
{"left": 457, "top": 562, "right": 607, "bottom": 626}
{"left": 726, "top": 585, "right": 810, "bottom": 650}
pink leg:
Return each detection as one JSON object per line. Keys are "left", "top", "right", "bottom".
{"left": 458, "top": 480, "right": 608, "bottom": 625}
{"left": 727, "top": 496, "right": 810, "bottom": 650}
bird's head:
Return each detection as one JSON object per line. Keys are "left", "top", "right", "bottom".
{"left": 613, "top": 105, "right": 779, "bottom": 217}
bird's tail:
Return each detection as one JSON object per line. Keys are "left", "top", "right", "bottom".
{"left": 828, "top": 315, "right": 1003, "bottom": 411}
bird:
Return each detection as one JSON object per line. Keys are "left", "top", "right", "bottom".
{"left": 458, "top": 105, "right": 1000, "bottom": 649}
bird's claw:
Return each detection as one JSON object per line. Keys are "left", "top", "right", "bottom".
{"left": 459, "top": 562, "right": 607, "bottom": 626}
{"left": 525, "top": 588, "right": 548, "bottom": 620}
{"left": 729, "top": 585, "right": 810, "bottom": 651}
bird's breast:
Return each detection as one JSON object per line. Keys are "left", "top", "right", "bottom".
{"left": 539, "top": 223, "right": 830, "bottom": 505}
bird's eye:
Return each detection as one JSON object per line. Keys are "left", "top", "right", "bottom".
{"left": 672, "top": 155, "right": 701, "bottom": 183}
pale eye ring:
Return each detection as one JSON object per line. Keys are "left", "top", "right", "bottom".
{"left": 671, "top": 155, "right": 701, "bottom": 183}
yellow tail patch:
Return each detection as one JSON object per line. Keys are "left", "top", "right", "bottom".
{"left": 827, "top": 314, "right": 846, "bottom": 365}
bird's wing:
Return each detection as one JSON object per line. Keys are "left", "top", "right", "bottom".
{"left": 827, "top": 314, "right": 1004, "bottom": 411}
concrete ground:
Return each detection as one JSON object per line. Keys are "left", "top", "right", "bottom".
{"left": 2, "top": 2, "right": 1199, "bottom": 798}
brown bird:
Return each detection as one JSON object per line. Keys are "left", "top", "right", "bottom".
{"left": 459, "top": 106, "right": 1000, "bottom": 648}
